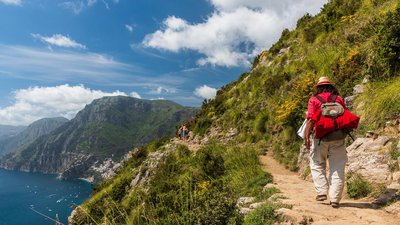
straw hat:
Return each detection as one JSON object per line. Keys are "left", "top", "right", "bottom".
{"left": 316, "top": 77, "right": 333, "bottom": 86}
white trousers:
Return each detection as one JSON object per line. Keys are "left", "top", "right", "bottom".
{"left": 309, "top": 138, "right": 347, "bottom": 203}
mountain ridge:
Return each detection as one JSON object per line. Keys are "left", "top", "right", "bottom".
{"left": 0, "top": 117, "right": 68, "bottom": 157}
{"left": 0, "top": 96, "right": 197, "bottom": 180}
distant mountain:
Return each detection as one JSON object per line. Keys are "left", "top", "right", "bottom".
{"left": 0, "top": 117, "right": 68, "bottom": 157}
{"left": 0, "top": 96, "right": 197, "bottom": 179}
{"left": 0, "top": 125, "right": 26, "bottom": 139}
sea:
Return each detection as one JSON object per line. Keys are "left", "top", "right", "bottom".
{"left": 0, "top": 169, "right": 92, "bottom": 225}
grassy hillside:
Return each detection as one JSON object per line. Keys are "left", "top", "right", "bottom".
{"left": 70, "top": 0, "right": 400, "bottom": 224}
{"left": 193, "top": 0, "right": 400, "bottom": 169}
{"left": 70, "top": 140, "right": 276, "bottom": 224}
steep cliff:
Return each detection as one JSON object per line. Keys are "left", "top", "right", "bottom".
{"left": 0, "top": 96, "right": 197, "bottom": 179}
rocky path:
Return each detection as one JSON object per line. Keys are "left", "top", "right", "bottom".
{"left": 260, "top": 152, "right": 400, "bottom": 225}
{"left": 172, "top": 138, "right": 202, "bottom": 152}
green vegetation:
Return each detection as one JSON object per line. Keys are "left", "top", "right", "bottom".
{"left": 243, "top": 203, "right": 278, "bottom": 225}
{"left": 191, "top": 0, "right": 400, "bottom": 170}
{"left": 73, "top": 0, "right": 400, "bottom": 223}
{"left": 390, "top": 139, "right": 400, "bottom": 161}
{"left": 71, "top": 141, "right": 273, "bottom": 225}
{"left": 356, "top": 78, "right": 400, "bottom": 129}
{"left": 346, "top": 172, "right": 372, "bottom": 199}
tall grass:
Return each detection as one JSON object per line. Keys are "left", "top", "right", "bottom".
{"left": 71, "top": 141, "right": 274, "bottom": 225}
{"left": 356, "top": 77, "right": 400, "bottom": 128}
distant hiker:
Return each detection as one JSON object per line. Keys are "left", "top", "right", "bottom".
{"left": 304, "top": 77, "right": 359, "bottom": 208}
{"left": 181, "top": 125, "right": 189, "bottom": 140}
{"left": 178, "top": 125, "right": 189, "bottom": 141}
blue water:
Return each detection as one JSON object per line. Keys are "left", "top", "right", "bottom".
{"left": 0, "top": 169, "right": 92, "bottom": 225}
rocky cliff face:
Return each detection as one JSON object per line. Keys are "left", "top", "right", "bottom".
{"left": 0, "top": 117, "right": 68, "bottom": 156}
{"left": 0, "top": 96, "right": 197, "bottom": 180}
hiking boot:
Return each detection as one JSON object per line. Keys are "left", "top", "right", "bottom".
{"left": 315, "top": 195, "right": 327, "bottom": 201}
{"left": 331, "top": 202, "right": 339, "bottom": 208}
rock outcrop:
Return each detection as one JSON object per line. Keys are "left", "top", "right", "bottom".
{"left": 346, "top": 136, "right": 395, "bottom": 184}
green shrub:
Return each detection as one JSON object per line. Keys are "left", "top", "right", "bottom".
{"left": 196, "top": 143, "right": 226, "bottom": 179}
{"left": 191, "top": 184, "right": 244, "bottom": 225}
{"left": 390, "top": 139, "right": 400, "bottom": 160}
{"left": 376, "top": 5, "right": 400, "bottom": 77}
{"left": 269, "top": 29, "right": 291, "bottom": 55}
{"left": 302, "top": 17, "right": 325, "bottom": 43}
{"left": 320, "top": 0, "right": 362, "bottom": 31}
{"left": 331, "top": 49, "right": 365, "bottom": 96}
{"left": 296, "top": 13, "right": 313, "bottom": 29}
{"left": 243, "top": 203, "right": 278, "bottom": 225}
{"left": 109, "top": 176, "right": 131, "bottom": 202}
{"left": 254, "top": 112, "right": 269, "bottom": 134}
{"left": 364, "top": 4, "right": 400, "bottom": 80}
{"left": 346, "top": 173, "right": 372, "bottom": 199}
{"left": 193, "top": 116, "right": 213, "bottom": 135}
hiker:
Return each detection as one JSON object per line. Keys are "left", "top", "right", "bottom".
{"left": 178, "top": 125, "right": 189, "bottom": 140}
{"left": 181, "top": 125, "right": 189, "bottom": 140}
{"left": 304, "top": 77, "right": 348, "bottom": 208}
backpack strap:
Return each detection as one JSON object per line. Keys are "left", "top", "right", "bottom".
{"left": 316, "top": 94, "right": 338, "bottom": 103}
{"left": 344, "top": 129, "right": 355, "bottom": 141}
{"left": 315, "top": 95, "right": 326, "bottom": 103}
{"left": 331, "top": 95, "right": 338, "bottom": 103}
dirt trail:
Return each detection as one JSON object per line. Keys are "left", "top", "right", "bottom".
{"left": 173, "top": 138, "right": 399, "bottom": 224}
{"left": 260, "top": 152, "right": 400, "bottom": 225}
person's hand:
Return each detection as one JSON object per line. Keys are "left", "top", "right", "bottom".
{"left": 305, "top": 137, "right": 311, "bottom": 150}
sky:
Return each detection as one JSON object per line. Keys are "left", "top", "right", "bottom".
{"left": 0, "top": 0, "right": 327, "bottom": 125}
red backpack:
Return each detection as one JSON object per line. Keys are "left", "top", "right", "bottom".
{"left": 311, "top": 95, "right": 360, "bottom": 139}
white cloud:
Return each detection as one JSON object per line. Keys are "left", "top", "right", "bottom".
{"left": 143, "top": 0, "right": 327, "bottom": 67}
{"left": 125, "top": 24, "right": 134, "bottom": 33}
{"left": 150, "top": 86, "right": 176, "bottom": 95}
{"left": 59, "top": 1, "right": 86, "bottom": 14}
{"left": 32, "top": 34, "right": 86, "bottom": 49}
{"left": 130, "top": 91, "right": 141, "bottom": 99}
{"left": 87, "top": 0, "right": 97, "bottom": 7}
{"left": 0, "top": 44, "right": 146, "bottom": 84}
{"left": 0, "top": 84, "right": 138, "bottom": 126}
{"left": 209, "top": 0, "right": 295, "bottom": 11}
{"left": 60, "top": 0, "right": 119, "bottom": 14}
{"left": 0, "top": 0, "right": 21, "bottom": 5}
{"left": 151, "top": 97, "right": 165, "bottom": 100}
{"left": 0, "top": 44, "right": 192, "bottom": 104}
{"left": 194, "top": 85, "right": 217, "bottom": 99}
